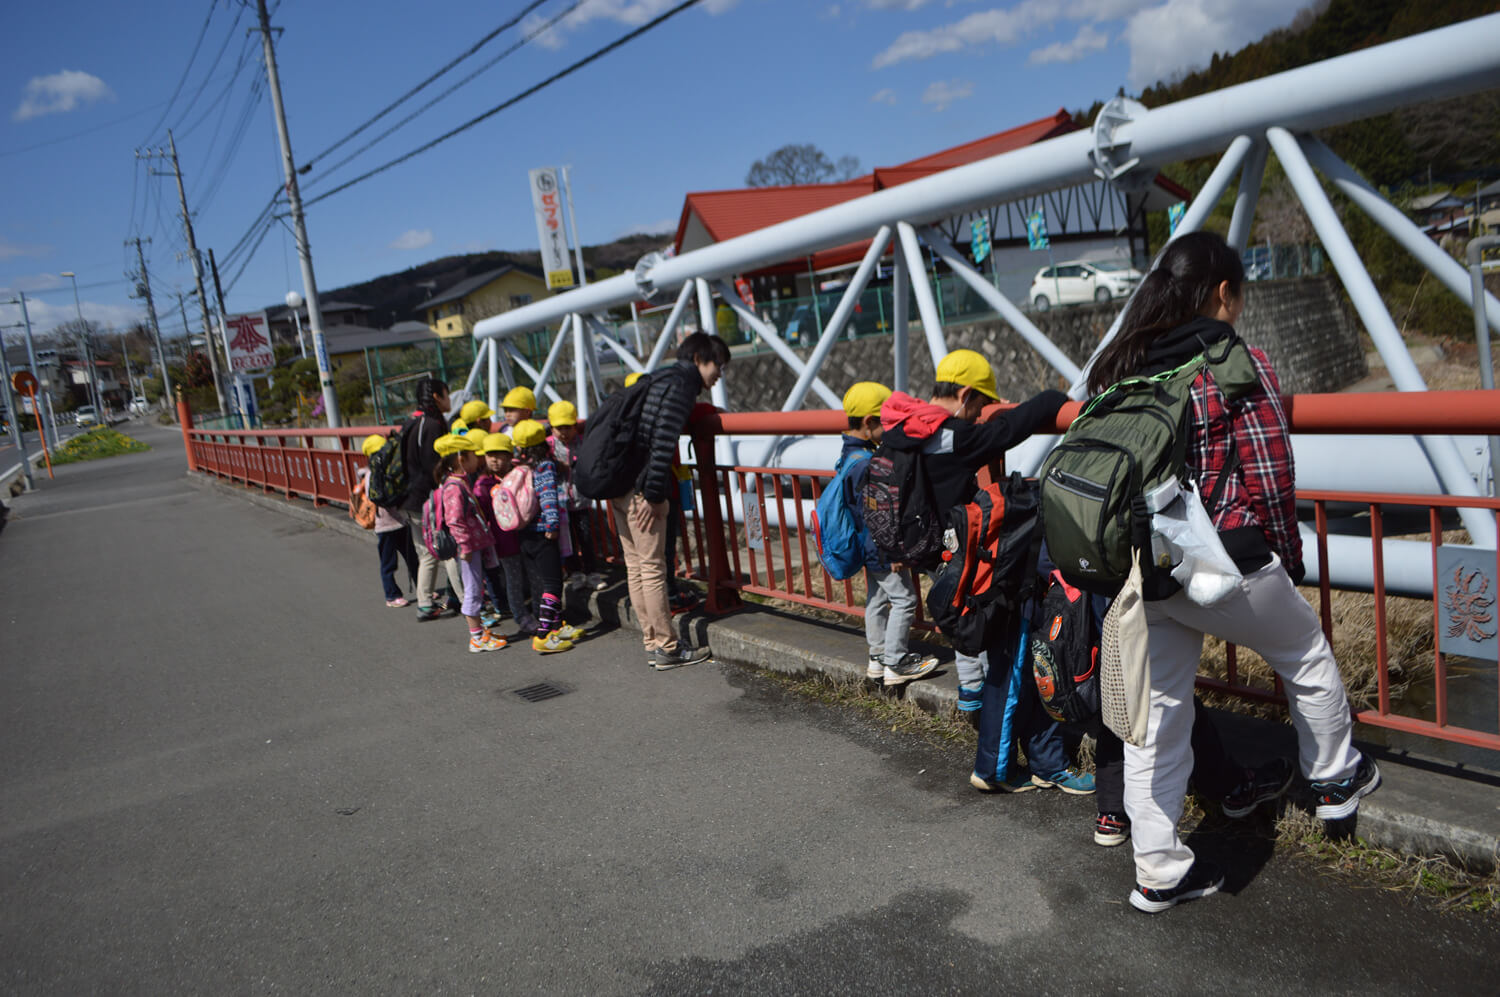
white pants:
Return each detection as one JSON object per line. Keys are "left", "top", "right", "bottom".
{"left": 1124, "top": 556, "right": 1360, "bottom": 888}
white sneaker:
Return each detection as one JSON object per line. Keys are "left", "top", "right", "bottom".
{"left": 866, "top": 654, "right": 884, "bottom": 680}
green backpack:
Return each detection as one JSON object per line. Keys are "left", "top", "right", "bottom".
{"left": 1038, "top": 334, "right": 1259, "bottom": 596}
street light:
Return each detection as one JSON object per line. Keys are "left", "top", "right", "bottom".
{"left": 60, "top": 271, "right": 103, "bottom": 416}
{"left": 285, "top": 290, "right": 306, "bottom": 358}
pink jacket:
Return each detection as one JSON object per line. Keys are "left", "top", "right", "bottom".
{"left": 439, "top": 474, "right": 494, "bottom": 556}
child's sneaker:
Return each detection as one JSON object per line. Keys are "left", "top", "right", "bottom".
{"left": 969, "top": 769, "right": 1036, "bottom": 793}
{"left": 415, "top": 604, "right": 444, "bottom": 622}
{"left": 386, "top": 596, "right": 409, "bottom": 608}
{"left": 480, "top": 607, "right": 504, "bottom": 629}
{"left": 469, "top": 630, "right": 506, "bottom": 653}
{"left": 1032, "top": 768, "right": 1096, "bottom": 795}
{"left": 1129, "top": 859, "right": 1224, "bottom": 914}
{"left": 1222, "top": 757, "right": 1295, "bottom": 818}
{"left": 532, "top": 631, "right": 574, "bottom": 654}
{"left": 867, "top": 654, "right": 885, "bottom": 680}
{"left": 883, "top": 651, "right": 938, "bottom": 687}
{"left": 1311, "top": 755, "right": 1381, "bottom": 820}
{"left": 669, "top": 590, "right": 700, "bottom": 614}
{"left": 554, "top": 622, "right": 588, "bottom": 642}
{"left": 1094, "top": 812, "right": 1131, "bottom": 847}
{"left": 589, "top": 572, "right": 608, "bottom": 591}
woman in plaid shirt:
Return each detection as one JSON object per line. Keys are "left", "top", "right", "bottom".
{"left": 1087, "top": 232, "right": 1380, "bottom": 914}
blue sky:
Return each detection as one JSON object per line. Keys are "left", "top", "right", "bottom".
{"left": 0, "top": 0, "right": 1311, "bottom": 339}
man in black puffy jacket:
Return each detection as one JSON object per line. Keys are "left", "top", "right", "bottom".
{"left": 614, "top": 332, "right": 729, "bottom": 670}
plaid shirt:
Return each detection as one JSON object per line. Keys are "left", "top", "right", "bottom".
{"left": 1187, "top": 346, "right": 1301, "bottom": 573}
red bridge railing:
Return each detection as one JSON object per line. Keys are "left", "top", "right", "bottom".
{"left": 181, "top": 389, "right": 1500, "bottom": 754}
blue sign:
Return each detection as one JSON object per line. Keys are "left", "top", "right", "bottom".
{"left": 1437, "top": 546, "right": 1498, "bottom": 662}
{"left": 1026, "top": 209, "right": 1049, "bottom": 251}
{"left": 970, "top": 216, "right": 991, "bottom": 264}
{"left": 1168, "top": 201, "right": 1187, "bottom": 236}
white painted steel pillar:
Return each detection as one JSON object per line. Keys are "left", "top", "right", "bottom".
{"left": 1227, "top": 140, "right": 1268, "bottom": 253}
{"left": 571, "top": 313, "right": 589, "bottom": 419}
{"left": 696, "top": 278, "right": 728, "bottom": 408}
{"left": 782, "top": 227, "right": 892, "bottom": 411}
{"left": 1302, "top": 137, "right": 1500, "bottom": 334}
{"left": 533, "top": 322, "right": 570, "bottom": 399}
{"left": 487, "top": 338, "right": 500, "bottom": 412}
{"left": 1267, "top": 125, "right": 1493, "bottom": 546}
{"left": 892, "top": 249, "right": 909, "bottom": 392}
{"left": 920, "top": 226, "right": 1083, "bottom": 385}
{"left": 713, "top": 279, "right": 841, "bottom": 409}
{"left": 503, "top": 343, "right": 565, "bottom": 406}
{"left": 585, "top": 314, "right": 645, "bottom": 374}
{"left": 896, "top": 222, "right": 947, "bottom": 367}
{"left": 646, "top": 282, "right": 694, "bottom": 372}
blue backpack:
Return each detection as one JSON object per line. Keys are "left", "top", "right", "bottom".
{"left": 813, "top": 452, "right": 871, "bottom": 580}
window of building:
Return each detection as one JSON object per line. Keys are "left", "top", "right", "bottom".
{"left": 509, "top": 294, "right": 532, "bottom": 309}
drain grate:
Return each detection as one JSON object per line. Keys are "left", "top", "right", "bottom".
{"left": 512, "top": 682, "right": 569, "bottom": 703}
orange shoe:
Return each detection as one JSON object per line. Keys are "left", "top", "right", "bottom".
{"left": 469, "top": 629, "right": 507, "bottom": 653}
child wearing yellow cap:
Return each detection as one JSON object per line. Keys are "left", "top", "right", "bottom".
{"left": 474, "top": 432, "right": 533, "bottom": 634}
{"left": 429, "top": 433, "right": 507, "bottom": 654}
{"left": 500, "top": 386, "right": 536, "bottom": 429}
{"left": 512, "top": 420, "right": 584, "bottom": 652}
{"left": 547, "top": 400, "right": 605, "bottom": 591}
{"left": 357, "top": 433, "right": 418, "bottom": 606}
{"left": 835, "top": 383, "right": 940, "bottom": 688}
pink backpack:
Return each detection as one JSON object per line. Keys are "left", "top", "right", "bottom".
{"left": 491, "top": 464, "right": 538, "bottom": 530}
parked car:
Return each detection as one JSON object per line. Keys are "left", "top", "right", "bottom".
{"left": 1029, "top": 259, "right": 1143, "bottom": 311}
{"left": 129, "top": 396, "right": 150, "bottom": 415}
{"left": 75, "top": 405, "right": 98, "bottom": 427}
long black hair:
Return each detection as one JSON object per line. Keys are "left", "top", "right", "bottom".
{"left": 415, "top": 376, "right": 449, "bottom": 416}
{"left": 1087, "top": 232, "right": 1244, "bottom": 394}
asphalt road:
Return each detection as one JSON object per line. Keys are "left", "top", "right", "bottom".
{"left": 2, "top": 423, "right": 1497, "bottom": 995}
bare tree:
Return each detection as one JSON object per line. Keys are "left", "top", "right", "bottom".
{"left": 746, "top": 144, "right": 861, "bottom": 187}
{"left": 1253, "top": 177, "right": 1317, "bottom": 273}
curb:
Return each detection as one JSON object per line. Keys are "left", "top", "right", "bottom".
{"left": 188, "top": 469, "right": 1500, "bottom": 874}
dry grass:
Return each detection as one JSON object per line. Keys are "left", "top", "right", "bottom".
{"left": 752, "top": 668, "right": 979, "bottom": 751}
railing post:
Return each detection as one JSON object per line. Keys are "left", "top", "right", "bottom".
{"left": 177, "top": 388, "right": 197, "bottom": 472}
{"left": 691, "top": 415, "right": 740, "bottom": 614}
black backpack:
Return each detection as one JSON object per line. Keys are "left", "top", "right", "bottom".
{"left": 575, "top": 373, "right": 656, "bottom": 501}
{"left": 925, "top": 474, "right": 1042, "bottom": 655}
{"left": 862, "top": 438, "right": 945, "bottom": 569}
{"left": 1029, "top": 569, "right": 1102, "bottom": 725}
{"left": 366, "top": 419, "right": 411, "bottom": 509}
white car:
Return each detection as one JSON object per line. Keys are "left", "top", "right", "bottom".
{"left": 129, "top": 396, "right": 150, "bottom": 415}
{"left": 1029, "top": 259, "right": 1143, "bottom": 311}
{"left": 74, "top": 405, "right": 98, "bottom": 427}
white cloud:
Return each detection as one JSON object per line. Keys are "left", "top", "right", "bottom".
{"left": 863, "top": 0, "right": 936, "bottom": 9}
{"left": 1029, "top": 23, "right": 1109, "bottom": 64}
{"left": 0, "top": 236, "right": 51, "bottom": 261}
{"left": 12, "top": 70, "right": 114, "bottom": 122}
{"left": 1, "top": 272, "right": 63, "bottom": 293}
{"left": 525, "top": 0, "right": 739, "bottom": 50}
{"left": 1123, "top": 0, "right": 1305, "bottom": 90}
{"left": 390, "top": 229, "right": 434, "bottom": 250}
{"left": 871, "top": 87, "right": 898, "bottom": 105}
{"left": 921, "top": 79, "right": 974, "bottom": 111}
{"left": 0, "top": 295, "right": 137, "bottom": 333}
{"left": 873, "top": 1, "right": 1055, "bottom": 68}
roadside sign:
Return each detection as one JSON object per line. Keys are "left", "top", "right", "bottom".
{"left": 1168, "top": 201, "right": 1187, "bottom": 235}
{"left": 1026, "top": 209, "right": 1049, "bottom": 251}
{"left": 970, "top": 216, "right": 991, "bottom": 264}
{"left": 225, "top": 311, "right": 274, "bottom": 372}
{"left": 11, "top": 370, "right": 38, "bottom": 395}
{"left": 529, "top": 167, "right": 575, "bottom": 290}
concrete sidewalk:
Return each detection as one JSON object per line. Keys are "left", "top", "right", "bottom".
{"left": 186, "top": 470, "right": 1500, "bottom": 875}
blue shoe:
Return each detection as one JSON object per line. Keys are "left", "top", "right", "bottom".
{"left": 970, "top": 768, "right": 1037, "bottom": 794}
{"left": 957, "top": 685, "right": 983, "bottom": 712}
{"left": 1032, "top": 768, "right": 1096, "bottom": 795}
{"left": 480, "top": 610, "right": 503, "bottom": 629}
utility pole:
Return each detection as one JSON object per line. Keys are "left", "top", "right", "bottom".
{"left": 130, "top": 237, "right": 174, "bottom": 415}
{"left": 207, "top": 248, "right": 248, "bottom": 427}
{"left": 141, "top": 132, "right": 226, "bottom": 415}
{"left": 256, "top": 0, "right": 339, "bottom": 427}
{"left": 9, "top": 291, "right": 56, "bottom": 450}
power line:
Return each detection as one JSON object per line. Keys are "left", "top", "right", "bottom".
{"left": 301, "top": 0, "right": 551, "bottom": 172}
{"left": 176, "top": 33, "right": 261, "bottom": 144}
{"left": 304, "top": 0, "right": 703, "bottom": 208}
{"left": 138, "top": 0, "right": 223, "bottom": 147}
{"left": 1, "top": 101, "right": 169, "bottom": 159}
{"left": 165, "top": 2, "right": 249, "bottom": 136}
{"left": 306, "top": 0, "right": 584, "bottom": 188}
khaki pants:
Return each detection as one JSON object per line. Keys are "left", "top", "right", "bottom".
{"left": 610, "top": 495, "right": 677, "bottom": 654}
{"left": 405, "top": 511, "right": 464, "bottom": 607}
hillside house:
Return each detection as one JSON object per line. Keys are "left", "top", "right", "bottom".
{"left": 418, "top": 265, "right": 551, "bottom": 339}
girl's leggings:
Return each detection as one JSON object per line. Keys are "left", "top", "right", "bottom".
{"left": 520, "top": 531, "right": 564, "bottom": 634}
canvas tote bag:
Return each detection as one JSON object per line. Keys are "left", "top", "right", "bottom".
{"left": 1100, "top": 547, "right": 1151, "bottom": 747}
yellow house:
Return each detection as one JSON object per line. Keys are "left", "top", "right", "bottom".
{"left": 419, "top": 264, "right": 552, "bottom": 339}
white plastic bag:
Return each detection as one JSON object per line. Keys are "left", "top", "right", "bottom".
{"left": 1149, "top": 480, "right": 1242, "bottom": 607}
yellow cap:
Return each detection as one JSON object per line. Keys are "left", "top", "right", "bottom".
{"left": 624, "top": 371, "right": 644, "bottom": 388}
{"left": 512, "top": 419, "right": 548, "bottom": 449}
{"left": 451, "top": 419, "right": 469, "bottom": 435}
{"left": 935, "top": 349, "right": 998, "bottom": 401}
{"left": 361, "top": 434, "right": 387, "bottom": 457}
{"left": 479, "top": 432, "right": 513, "bottom": 454}
{"left": 842, "top": 381, "right": 892, "bottom": 419}
{"left": 459, "top": 399, "right": 493, "bottom": 424}
{"left": 433, "top": 432, "right": 480, "bottom": 456}
{"left": 547, "top": 400, "right": 578, "bottom": 426}
{"left": 502, "top": 386, "right": 537, "bottom": 411}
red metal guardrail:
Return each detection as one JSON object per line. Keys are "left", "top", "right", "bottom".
{"left": 182, "top": 389, "right": 1500, "bottom": 753}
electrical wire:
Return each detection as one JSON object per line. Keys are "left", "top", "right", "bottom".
{"left": 138, "top": 0, "right": 222, "bottom": 147}
{"left": 176, "top": 33, "right": 261, "bottom": 144}
{"left": 304, "top": 0, "right": 702, "bottom": 208}
{"left": 306, "top": 0, "right": 584, "bottom": 188}
{"left": 223, "top": 216, "right": 276, "bottom": 297}
{"left": 300, "top": 0, "right": 551, "bottom": 172}
{"left": 191, "top": 76, "right": 266, "bottom": 214}
{"left": 166, "top": 2, "right": 249, "bottom": 137}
